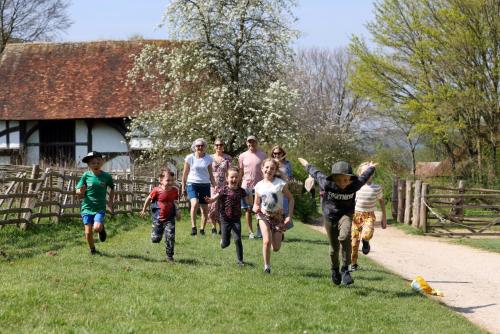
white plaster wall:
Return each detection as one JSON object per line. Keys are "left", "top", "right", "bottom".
{"left": 26, "top": 123, "right": 39, "bottom": 165}
{"left": 103, "top": 156, "right": 131, "bottom": 172}
{"left": 0, "top": 155, "right": 11, "bottom": 165}
{"left": 75, "top": 120, "right": 89, "bottom": 167}
{"left": 0, "top": 120, "right": 20, "bottom": 149}
{"left": 92, "top": 122, "right": 128, "bottom": 152}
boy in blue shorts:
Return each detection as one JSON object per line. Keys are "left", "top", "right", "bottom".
{"left": 76, "top": 152, "right": 115, "bottom": 255}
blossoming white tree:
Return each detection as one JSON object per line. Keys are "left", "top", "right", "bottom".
{"left": 128, "top": 0, "right": 299, "bottom": 159}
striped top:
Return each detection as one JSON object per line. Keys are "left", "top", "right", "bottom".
{"left": 355, "top": 183, "right": 383, "bottom": 212}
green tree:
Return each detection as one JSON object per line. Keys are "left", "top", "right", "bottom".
{"left": 128, "top": 0, "right": 299, "bottom": 159}
{"left": 350, "top": 0, "right": 499, "bottom": 182}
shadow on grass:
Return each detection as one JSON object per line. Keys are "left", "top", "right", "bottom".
{"left": 352, "top": 285, "right": 418, "bottom": 298}
{"left": 284, "top": 237, "right": 329, "bottom": 245}
{"left": 302, "top": 271, "right": 326, "bottom": 279}
{"left": 0, "top": 215, "right": 144, "bottom": 261}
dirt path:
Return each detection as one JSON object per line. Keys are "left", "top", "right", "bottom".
{"left": 309, "top": 217, "right": 500, "bottom": 334}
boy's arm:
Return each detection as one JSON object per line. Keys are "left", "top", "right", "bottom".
{"left": 75, "top": 174, "right": 87, "bottom": 196}
{"left": 140, "top": 195, "right": 152, "bottom": 217}
{"left": 298, "top": 158, "right": 328, "bottom": 190}
{"left": 204, "top": 192, "right": 220, "bottom": 204}
{"left": 108, "top": 188, "right": 115, "bottom": 214}
{"left": 378, "top": 197, "right": 387, "bottom": 229}
{"left": 355, "top": 163, "right": 377, "bottom": 189}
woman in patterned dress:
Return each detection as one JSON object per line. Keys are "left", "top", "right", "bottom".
{"left": 208, "top": 139, "right": 233, "bottom": 234}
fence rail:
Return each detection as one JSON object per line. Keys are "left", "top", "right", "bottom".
{"left": 391, "top": 177, "right": 500, "bottom": 236}
{"left": 0, "top": 164, "right": 188, "bottom": 229}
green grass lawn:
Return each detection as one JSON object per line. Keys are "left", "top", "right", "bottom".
{"left": 0, "top": 213, "right": 485, "bottom": 334}
{"left": 450, "top": 237, "right": 500, "bottom": 253}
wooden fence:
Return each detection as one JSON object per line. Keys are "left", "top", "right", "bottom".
{"left": 0, "top": 164, "right": 188, "bottom": 229}
{"left": 391, "top": 177, "right": 500, "bottom": 236}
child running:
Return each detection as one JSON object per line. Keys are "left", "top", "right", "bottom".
{"left": 141, "top": 168, "right": 180, "bottom": 263}
{"left": 75, "top": 152, "right": 115, "bottom": 255}
{"left": 351, "top": 162, "right": 387, "bottom": 271}
{"left": 253, "top": 158, "right": 294, "bottom": 274}
{"left": 205, "top": 167, "right": 248, "bottom": 266}
{"left": 298, "top": 158, "right": 376, "bottom": 285}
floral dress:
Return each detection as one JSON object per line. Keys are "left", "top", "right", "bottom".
{"left": 208, "top": 154, "right": 232, "bottom": 220}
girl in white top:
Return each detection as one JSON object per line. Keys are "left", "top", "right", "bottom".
{"left": 253, "top": 158, "right": 294, "bottom": 274}
{"left": 181, "top": 138, "right": 216, "bottom": 236}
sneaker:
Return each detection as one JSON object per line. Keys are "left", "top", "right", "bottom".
{"left": 218, "top": 230, "right": 222, "bottom": 235}
{"left": 237, "top": 261, "right": 244, "bottom": 267}
{"left": 211, "top": 228, "right": 217, "bottom": 235}
{"left": 89, "top": 247, "right": 97, "bottom": 255}
{"left": 190, "top": 227, "right": 197, "bottom": 236}
{"left": 264, "top": 267, "right": 271, "bottom": 274}
{"left": 200, "top": 229, "right": 205, "bottom": 236}
{"left": 249, "top": 232, "right": 255, "bottom": 239}
{"left": 166, "top": 256, "right": 174, "bottom": 263}
{"left": 351, "top": 264, "right": 359, "bottom": 272}
{"left": 362, "top": 240, "right": 371, "bottom": 255}
{"left": 98, "top": 227, "right": 107, "bottom": 242}
{"left": 341, "top": 266, "right": 354, "bottom": 285}
{"left": 331, "top": 268, "right": 341, "bottom": 285}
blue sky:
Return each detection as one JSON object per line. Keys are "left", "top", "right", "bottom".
{"left": 63, "top": 0, "right": 375, "bottom": 49}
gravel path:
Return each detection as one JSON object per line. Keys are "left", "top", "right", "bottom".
{"left": 309, "top": 218, "right": 500, "bottom": 334}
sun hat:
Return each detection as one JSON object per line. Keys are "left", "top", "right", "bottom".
{"left": 326, "top": 161, "right": 356, "bottom": 181}
{"left": 82, "top": 151, "right": 103, "bottom": 163}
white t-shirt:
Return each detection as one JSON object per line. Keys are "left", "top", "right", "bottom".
{"left": 254, "top": 178, "right": 286, "bottom": 214}
{"left": 355, "top": 183, "right": 383, "bottom": 212}
{"left": 185, "top": 154, "right": 213, "bottom": 184}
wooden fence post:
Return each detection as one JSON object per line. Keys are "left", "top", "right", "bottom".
{"left": 404, "top": 180, "right": 412, "bottom": 225}
{"left": 420, "top": 183, "right": 428, "bottom": 233}
{"left": 391, "top": 176, "right": 399, "bottom": 220}
{"left": 452, "top": 180, "right": 465, "bottom": 219}
{"left": 397, "top": 179, "right": 405, "bottom": 223}
{"left": 412, "top": 180, "right": 422, "bottom": 228}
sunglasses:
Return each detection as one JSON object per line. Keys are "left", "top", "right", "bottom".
{"left": 195, "top": 144, "right": 205, "bottom": 148}
{"left": 272, "top": 151, "right": 283, "bottom": 155}
{"left": 215, "top": 144, "right": 224, "bottom": 147}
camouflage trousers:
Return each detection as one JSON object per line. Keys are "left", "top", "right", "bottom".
{"left": 151, "top": 219, "right": 176, "bottom": 258}
{"left": 324, "top": 215, "right": 352, "bottom": 270}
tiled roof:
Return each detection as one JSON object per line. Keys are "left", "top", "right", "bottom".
{"left": 0, "top": 40, "right": 171, "bottom": 120}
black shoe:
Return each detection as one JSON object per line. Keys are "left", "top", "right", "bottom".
{"left": 341, "top": 266, "right": 354, "bottom": 285}
{"left": 191, "top": 227, "right": 197, "bottom": 236}
{"left": 362, "top": 240, "right": 370, "bottom": 255}
{"left": 264, "top": 267, "right": 271, "bottom": 274}
{"left": 218, "top": 230, "right": 222, "bottom": 235}
{"left": 211, "top": 228, "right": 217, "bottom": 235}
{"left": 351, "top": 264, "right": 359, "bottom": 271}
{"left": 331, "top": 268, "right": 341, "bottom": 285}
{"left": 98, "top": 228, "right": 107, "bottom": 242}
{"left": 166, "top": 256, "right": 174, "bottom": 263}
{"left": 200, "top": 229, "right": 205, "bottom": 236}
{"left": 89, "top": 247, "right": 97, "bottom": 255}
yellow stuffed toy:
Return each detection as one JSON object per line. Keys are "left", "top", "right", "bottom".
{"left": 411, "top": 276, "right": 444, "bottom": 297}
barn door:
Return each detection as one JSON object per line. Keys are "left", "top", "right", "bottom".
{"left": 39, "top": 120, "right": 75, "bottom": 165}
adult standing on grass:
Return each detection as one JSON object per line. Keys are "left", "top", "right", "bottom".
{"left": 208, "top": 139, "right": 233, "bottom": 235}
{"left": 75, "top": 152, "right": 115, "bottom": 255}
{"left": 181, "top": 138, "right": 216, "bottom": 236}
{"left": 238, "top": 135, "right": 267, "bottom": 239}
